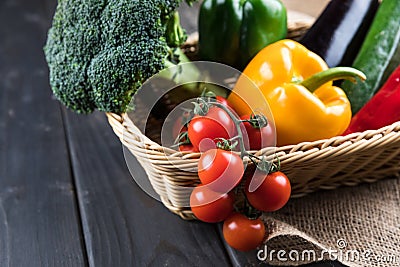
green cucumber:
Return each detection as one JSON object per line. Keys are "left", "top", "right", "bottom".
{"left": 380, "top": 40, "right": 400, "bottom": 88}
{"left": 341, "top": 0, "right": 400, "bottom": 114}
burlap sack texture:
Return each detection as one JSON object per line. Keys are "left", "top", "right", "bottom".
{"left": 261, "top": 176, "right": 400, "bottom": 267}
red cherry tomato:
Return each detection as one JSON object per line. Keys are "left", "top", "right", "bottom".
{"left": 223, "top": 213, "right": 266, "bottom": 251}
{"left": 190, "top": 184, "right": 234, "bottom": 223}
{"left": 188, "top": 117, "right": 226, "bottom": 152}
{"left": 206, "top": 106, "right": 236, "bottom": 137}
{"left": 245, "top": 171, "right": 291, "bottom": 212}
{"left": 240, "top": 115, "right": 275, "bottom": 150}
{"left": 188, "top": 107, "right": 235, "bottom": 152}
{"left": 198, "top": 149, "right": 244, "bottom": 193}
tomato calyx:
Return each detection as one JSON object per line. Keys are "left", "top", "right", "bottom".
{"left": 241, "top": 194, "right": 263, "bottom": 220}
{"left": 215, "top": 138, "right": 238, "bottom": 151}
{"left": 240, "top": 113, "right": 268, "bottom": 129}
{"left": 269, "top": 156, "right": 281, "bottom": 173}
{"left": 192, "top": 99, "right": 210, "bottom": 116}
{"left": 201, "top": 88, "right": 217, "bottom": 99}
{"left": 246, "top": 154, "right": 272, "bottom": 174}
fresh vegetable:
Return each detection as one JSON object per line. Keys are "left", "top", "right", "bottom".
{"left": 190, "top": 184, "right": 234, "bottom": 223}
{"left": 245, "top": 170, "right": 291, "bottom": 212}
{"left": 380, "top": 40, "right": 400, "bottom": 89}
{"left": 188, "top": 106, "right": 236, "bottom": 152}
{"left": 222, "top": 213, "right": 265, "bottom": 251}
{"left": 173, "top": 96, "right": 233, "bottom": 140}
{"left": 198, "top": 149, "right": 244, "bottom": 193}
{"left": 227, "top": 39, "right": 366, "bottom": 146}
{"left": 198, "top": 0, "right": 287, "bottom": 70}
{"left": 181, "top": 96, "right": 289, "bottom": 252}
{"left": 299, "top": 0, "right": 379, "bottom": 67}
{"left": 344, "top": 65, "right": 400, "bottom": 134}
{"left": 341, "top": 0, "right": 400, "bottom": 114}
{"left": 44, "top": 0, "right": 197, "bottom": 114}
{"left": 240, "top": 114, "right": 275, "bottom": 150}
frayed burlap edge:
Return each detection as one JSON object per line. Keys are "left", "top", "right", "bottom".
{"left": 261, "top": 177, "right": 400, "bottom": 267}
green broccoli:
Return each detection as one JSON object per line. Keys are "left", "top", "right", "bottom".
{"left": 44, "top": 0, "right": 195, "bottom": 114}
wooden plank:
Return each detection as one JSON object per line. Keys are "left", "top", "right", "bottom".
{"left": 63, "top": 110, "right": 232, "bottom": 266}
{"left": 60, "top": 2, "right": 230, "bottom": 265}
{"left": 0, "top": 0, "right": 87, "bottom": 266}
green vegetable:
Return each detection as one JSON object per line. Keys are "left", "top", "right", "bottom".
{"left": 341, "top": 0, "right": 400, "bottom": 114}
{"left": 44, "top": 0, "right": 195, "bottom": 114}
{"left": 198, "top": 0, "right": 287, "bottom": 70}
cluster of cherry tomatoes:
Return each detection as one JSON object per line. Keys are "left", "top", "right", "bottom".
{"left": 172, "top": 95, "right": 291, "bottom": 252}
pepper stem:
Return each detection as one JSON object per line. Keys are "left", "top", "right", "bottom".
{"left": 300, "top": 67, "right": 366, "bottom": 93}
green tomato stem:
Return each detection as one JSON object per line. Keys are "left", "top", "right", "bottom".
{"left": 209, "top": 101, "right": 247, "bottom": 159}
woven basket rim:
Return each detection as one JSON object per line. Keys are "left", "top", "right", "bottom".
{"left": 107, "top": 112, "right": 400, "bottom": 157}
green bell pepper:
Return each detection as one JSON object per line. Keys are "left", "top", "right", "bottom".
{"left": 198, "top": 0, "right": 287, "bottom": 70}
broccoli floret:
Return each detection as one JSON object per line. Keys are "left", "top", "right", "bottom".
{"left": 44, "top": 0, "right": 192, "bottom": 114}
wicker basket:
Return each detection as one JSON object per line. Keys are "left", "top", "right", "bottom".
{"left": 107, "top": 111, "right": 400, "bottom": 220}
{"left": 106, "top": 11, "right": 400, "bottom": 220}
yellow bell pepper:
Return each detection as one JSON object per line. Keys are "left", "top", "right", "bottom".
{"left": 228, "top": 39, "right": 366, "bottom": 146}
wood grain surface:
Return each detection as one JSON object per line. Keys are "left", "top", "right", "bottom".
{"left": 0, "top": 0, "right": 86, "bottom": 266}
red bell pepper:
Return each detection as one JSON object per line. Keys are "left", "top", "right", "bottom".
{"left": 344, "top": 65, "right": 400, "bottom": 134}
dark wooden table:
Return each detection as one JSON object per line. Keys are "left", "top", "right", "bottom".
{"left": 0, "top": 1, "right": 345, "bottom": 266}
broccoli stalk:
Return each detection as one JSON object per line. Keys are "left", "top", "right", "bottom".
{"left": 163, "top": 11, "right": 202, "bottom": 90}
{"left": 44, "top": 0, "right": 200, "bottom": 114}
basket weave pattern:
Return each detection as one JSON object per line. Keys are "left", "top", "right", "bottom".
{"left": 107, "top": 112, "right": 400, "bottom": 220}
{"left": 106, "top": 14, "right": 400, "bottom": 220}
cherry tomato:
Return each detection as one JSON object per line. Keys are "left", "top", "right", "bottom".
{"left": 223, "top": 213, "right": 266, "bottom": 251}
{"left": 245, "top": 171, "right": 291, "bottom": 212}
{"left": 240, "top": 115, "right": 275, "bottom": 150}
{"left": 206, "top": 106, "right": 236, "bottom": 136}
{"left": 188, "top": 117, "right": 226, "bottom": 152}
{"left": 188, "top": 107, "right": 235, "bottom": 152}
{"left": 190, "top": 184, "right": 234, "bottom": 223}
{"left": 198, "top": 149, "right": 244, "bottom": 193}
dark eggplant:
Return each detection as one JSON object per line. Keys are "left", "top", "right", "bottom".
{"left": 299, "top": 0, "right": 379, "bottom": 68}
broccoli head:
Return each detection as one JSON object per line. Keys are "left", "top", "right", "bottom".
{"left": 44, "top": 0, "right": 191, "bottom": 114}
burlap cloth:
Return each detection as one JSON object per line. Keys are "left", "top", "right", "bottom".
{"left": 261, "top": 176, "right": 400, "bottom": 267}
